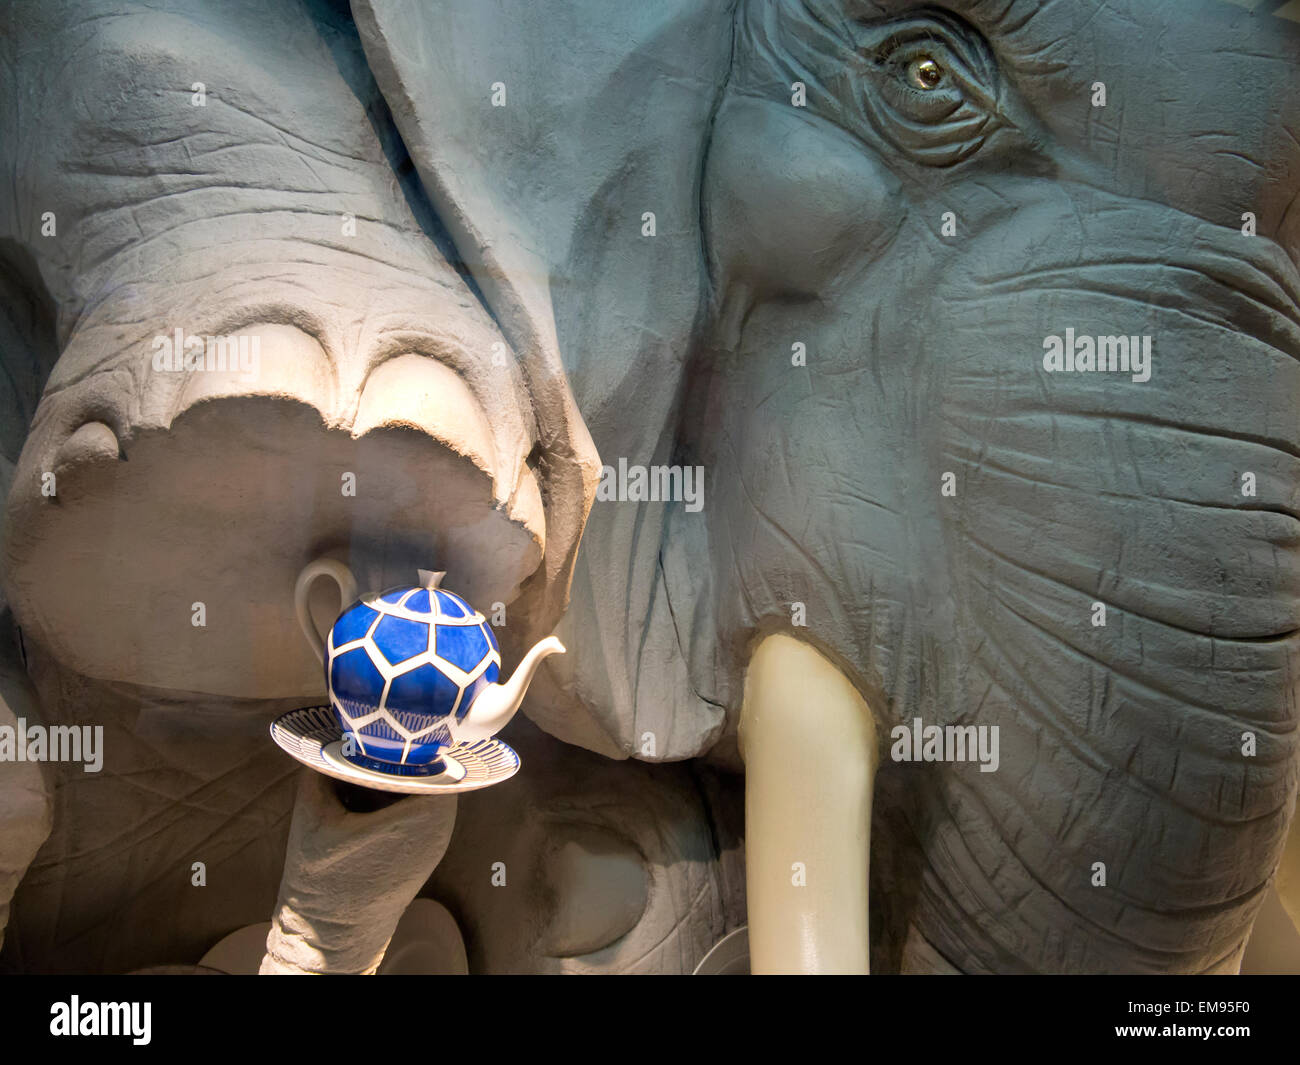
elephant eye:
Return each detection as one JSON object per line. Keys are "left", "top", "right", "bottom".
{"left": 858, "top": 19, "right": 1001, "bottom": 167}
{"left": 905, "top": 55, "right": 945, "bottom": 91}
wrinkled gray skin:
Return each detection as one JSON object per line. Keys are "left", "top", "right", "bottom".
{"left": 695, "top": 0, "right": 1300, "bottom": 973}
{"left": 0, "top": 0, "right": 1298, "bottom": 973}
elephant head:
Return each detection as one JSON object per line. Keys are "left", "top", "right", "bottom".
{"left": 371, "top": 0, "right": 1300, "bottom": 972}
{"left": 1, "top": 0, "right": 1298, "bottom": 975}
{"left": 687, "top": 0, "right": 1300, "bottom": 973}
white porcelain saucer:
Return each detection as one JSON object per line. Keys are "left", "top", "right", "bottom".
{"left": 270, "top": 705, "right": 521, "bottom": 795}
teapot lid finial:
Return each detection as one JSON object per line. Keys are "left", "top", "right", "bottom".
{"left": 417, "top": 569, "right": 446, "bottom": 589}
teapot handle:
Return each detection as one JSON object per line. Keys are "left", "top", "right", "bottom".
{"left": 294, "top": 558, "right": 359, "bottom": 664}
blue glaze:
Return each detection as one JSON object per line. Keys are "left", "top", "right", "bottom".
{"left": 324, "top": 581, "right": 502, "bottom": 770}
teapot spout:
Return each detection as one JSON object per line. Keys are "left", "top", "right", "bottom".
{"left": 457, "top": 636, "right": 565, "bottom": 743}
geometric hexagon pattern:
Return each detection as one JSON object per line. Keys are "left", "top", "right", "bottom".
{"left": 325, "top": 584, "right": 502, "bottom": 766}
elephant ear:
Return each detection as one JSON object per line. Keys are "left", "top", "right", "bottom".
{"left": 352, "top": 0, "right": 737, "bottom": 758}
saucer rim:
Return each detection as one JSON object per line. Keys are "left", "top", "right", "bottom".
{"left": 270, "top": 705, "right": 521, "bottom": 795}
{"left": 320, "top": 738, "right": 469, "bottom": 785}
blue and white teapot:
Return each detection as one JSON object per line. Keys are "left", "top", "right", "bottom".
{"left": 294, "top": 558, "right": 563, "bottom": 775}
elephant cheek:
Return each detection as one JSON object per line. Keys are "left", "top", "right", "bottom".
{"left": 920, "top": 259, "right": 1300, "bottom": 968}
{"left": 702, "top": 95, "right": 902, "bottom": 337}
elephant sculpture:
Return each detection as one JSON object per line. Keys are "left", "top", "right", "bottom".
{"left": 0, "top": 0, "right": 1297, "bottom": 974}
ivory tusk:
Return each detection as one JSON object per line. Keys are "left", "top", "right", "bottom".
{"left": 1278, "top": 798, "right": 1300, "bottom": 937}
{"left": 739, "top": 632, "right": 877, "bottom": 974}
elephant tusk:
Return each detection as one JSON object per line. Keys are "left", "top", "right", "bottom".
{"left": 1278, "top": 799, "right": 1300, "bottom": 937}
{"left": 739, "top": 633, "right": 877, "bottom": 974}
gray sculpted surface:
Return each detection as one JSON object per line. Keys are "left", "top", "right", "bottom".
{"left": 0, "top": 0, "right": 1296, "bottom": 973}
